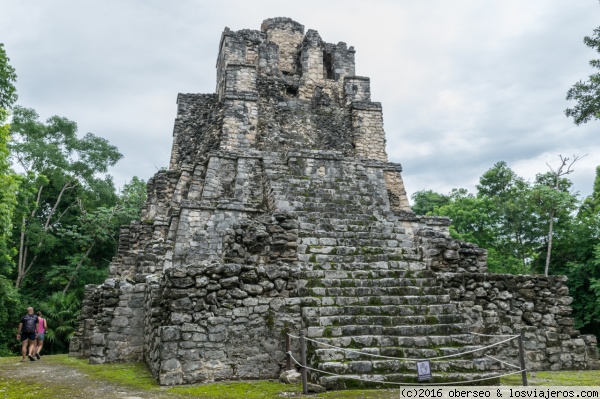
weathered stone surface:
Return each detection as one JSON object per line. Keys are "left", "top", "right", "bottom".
{"left": 69, "top": 17, "right": 599, "bottom": 389}
{"left": 279, "top": 369, "right": 301, "bottom": 384}
{"left": 307, "top": 383, "right": 326, "bottom": 393}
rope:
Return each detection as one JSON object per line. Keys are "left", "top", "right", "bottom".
{"left": 484, "top": 355, "right": 521, "bottom": 370}
{"left": 287, "top": 351, "right": 525, "bottom": 386}
{"left": 288, "top": 334, "right": 518, "bottom": 361}
{"left": 471, "top": 332, "right": 520, "bottom": 338}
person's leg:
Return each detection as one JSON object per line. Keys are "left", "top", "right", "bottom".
{"left": 35, "top": 336, "right": 43, "bottom": 358}
{"left": 27, "top": 338, "right": 36, "bottom": 356}
{"left": 26, "top": 338, "right": 36, "bottom": 360}
{"left": 21, "top": 339, "right": 27, "bottom": 361}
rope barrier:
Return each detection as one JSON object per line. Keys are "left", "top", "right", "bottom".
{"left": 471, "top": 332, "right": 520, "bottom": 338}
{"left": 288, "top": 333, "right": 519, "bottom": 361}
{"left": 484, "top": 354, "right": 521, "bottom": 370}
{"left": 286, "top": 351, "right": 525, "bottom": 386}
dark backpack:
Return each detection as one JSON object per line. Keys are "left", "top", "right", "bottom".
{"left": 22, "top": 315, "right": 36, "bottom": 334}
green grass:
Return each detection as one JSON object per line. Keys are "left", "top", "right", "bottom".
{"left": 1, "top": 355, "right": 599, "bottom": 399}
{"left": 500, "top": 370, "right": 600, "bottom": 386}
{"left": 169, "top": 380, "right": 301, "bottom": 398}
{"left": 48, "top": 354, "right": 159, "bottom": 389}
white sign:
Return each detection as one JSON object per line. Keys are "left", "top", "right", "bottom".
{"left": 417, "top": 360, "right": 432, "bottom": 381}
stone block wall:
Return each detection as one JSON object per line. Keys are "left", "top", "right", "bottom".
{"left": 146, "top": 263, "right": 303, "bottom": 385}
{"left": 415, "top": 226, "right": 488, "bottom": 274}
{"left": 71, "top": 279, "right": 146, "bottom": 364}
{"left": 221, "top": 99, "right": 259, "bottom": 150}
{"left": 219, "top": 64, "right": 257, "bottom": 101}
{"left": 352, "top": 103, "right": 387, "bottom": 162}
{"left": 383, "top": 164, "right": 411, "bottom": 211}
{"left": 344, "top": 76, "right": 371, "bottom": 103}
{"left": 261, "top": 18, "right": 305, "bottom": 75}
{"left": 437, "top": 273, "right": 600, "bottom": 370}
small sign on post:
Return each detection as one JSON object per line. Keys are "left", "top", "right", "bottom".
{"left": 417, "top": 360, "right": 432, "bottom": 382}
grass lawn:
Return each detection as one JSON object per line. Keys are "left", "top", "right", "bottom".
{"left": 0, "top": 355, "right": 598, "bottom": 399}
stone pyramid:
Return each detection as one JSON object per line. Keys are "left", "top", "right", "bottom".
{"left": 70, "top": 18, "right": 599, "bottom": 387}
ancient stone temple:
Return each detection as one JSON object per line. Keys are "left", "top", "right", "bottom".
{"left": 70, "top": 18, "right": 599, "bottom": 387}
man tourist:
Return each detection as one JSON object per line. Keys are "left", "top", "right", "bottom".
{"left": 16, "top": 307, "right": 38, "bottom": 362}
{"left": 35, "top": 311, "right": 47, "bottom": 359}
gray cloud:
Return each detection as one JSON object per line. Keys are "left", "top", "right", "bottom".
{"left": 1, "top": 0, "right": 598, "bottom": 200}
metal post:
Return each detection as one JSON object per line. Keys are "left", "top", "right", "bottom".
{"left": 300, "top": 329, "right": 308, "bottom": 394}
{"left": 285, "top": 327, "right": 292, "bottom": 371}
{"left": 518, "top": 331, "right": 528, "bottom": 386}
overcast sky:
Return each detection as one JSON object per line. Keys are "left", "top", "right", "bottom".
{"left": 1, "top": 1, "right": 599, "bottom": 201}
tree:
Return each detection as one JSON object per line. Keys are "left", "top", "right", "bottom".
{"left": 55, "top": 177, "right": 146, "bottom": 294}
{"left": 553, "top": 167, "right": 600, "bottom": 337}
{"left": 476, "top": 161, "right": 539, "bottom": 273}
{"left": 0, "top": 43, "right": 21, "bottom": 355}
{"left": 566, "top": 27, "right": 600, "bottom": 124}
{"left": 534, "top": 155, "right": 584, "bottom": 276}
{"left": 39, "top": 291, "right": 80, "bottom": 353}
{"left": 580, "top": 165, "right": 600, "bottom": 216}
{"left": 411, "top": 190, "right": 450, "bottom": 215}
{"left": 0, "top": 42, "right": 19, "bottom": 273}
{"left": 9, "top": 106, "right": 123, "bottom": 288}
{"left": 0, "top": 43, "right": 17, "bottom": 117}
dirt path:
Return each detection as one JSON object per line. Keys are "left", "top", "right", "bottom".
{"left": 0, "top": 357, "right": 183, "bottom": 399}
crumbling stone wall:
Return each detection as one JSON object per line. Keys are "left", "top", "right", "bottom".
{"left": 145, "top": 262, "right": 304, "bottom": 385}
{"left": 438, "top": 273, "right": 599, "bottom": 370}
{"left": 415, "top": 226, "right": 488, "bottom": 273}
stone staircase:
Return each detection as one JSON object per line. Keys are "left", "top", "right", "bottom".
{"left": 298, "top": 268, "right": 500, "bottom": 387}
{"left": 266, "top": 153, "right": 502, "bottom": 386}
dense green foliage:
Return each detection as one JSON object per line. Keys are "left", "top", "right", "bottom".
{"left": 0, "top": 43, "right": 147, "bottom": 355}
{"left": 566, "top": 27, "right": 600, "bottom": 125}
{"left": 411, "top": 162, "right": 600, "bottom": 338}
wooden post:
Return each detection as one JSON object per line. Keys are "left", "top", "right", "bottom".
{"left": 518, "top": 331, "right": 528, "bottom": 386}
{"left": 285, "top": 327, "right": 292, "bottom": 371}
{"left": 300, "top": 329, "right": 308, "bottom": 394}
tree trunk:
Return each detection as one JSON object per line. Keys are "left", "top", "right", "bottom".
{"left": 62, "top": 243, "right": 95, "bottom": 294}
{"left": 544, "top": 209, "right": 555, "bottom": 277}
{"left": 16, "top": 179, "right": 75, "bottom": 289}
{"left": 16, "top": 217, "right": 27, "bottom": 288}
{"left": 16, "top": 186, "right": 43, "bottom": 289}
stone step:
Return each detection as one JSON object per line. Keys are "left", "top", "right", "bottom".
{"left": 302, "top": 304, "right": 458, "bottom": 317}
{"left": 299, "top": 254, "right": 421, "bottom": 265}
{"left": 299, "top": 237, "right": 411, "bottom": 250}
{"left": 305, "top": 295, "right": 451, "bottom": 307}
{"left": 297, "top": 223, "right": 398, "bottom": 234}
{"left": 300, "top": 243, "right": 403, "bottom": 253}
{"left": 295, "top": 211, "right": 386, "bottom": 220}
{"left": 304, "top": 285, "right": 447, "bottom": 297}
{"left": 299, "top": 216, "right": 397, "bottom": 226}
{"left": 314, "top": 345, "right": 485, "bottom": 361}
{"left": 317, "top": 372, "right": 501, "bottom": 389}
{"left": 305, "top": 314, "right": 465, "bottom": 327}
{"left": 318, "top": 358, "right": 495, "bottom": 374}
{"left": 306, "top": 323, "right": 472, "bottom": 338}
{"left": 286, "top": 184, "right": 381, "bottom": 193}
{"left": 306, "top": 334, "right": 478, "bottom": 349}
{"left": 309, "top": 277, "right": 438, "bottom": 288}
{"left": 300, "top": 269, "right": 437, "bottom": 280}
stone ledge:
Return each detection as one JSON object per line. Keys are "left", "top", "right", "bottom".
{"left": 351, "top": 101, "right": 382, "bottom": 111}
{"left": 222, "top": 92, "right": 258, "bottom": 101}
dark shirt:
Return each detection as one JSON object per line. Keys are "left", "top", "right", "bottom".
{"left": 20, "top": 314, "right": 38, "bottom": 334}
